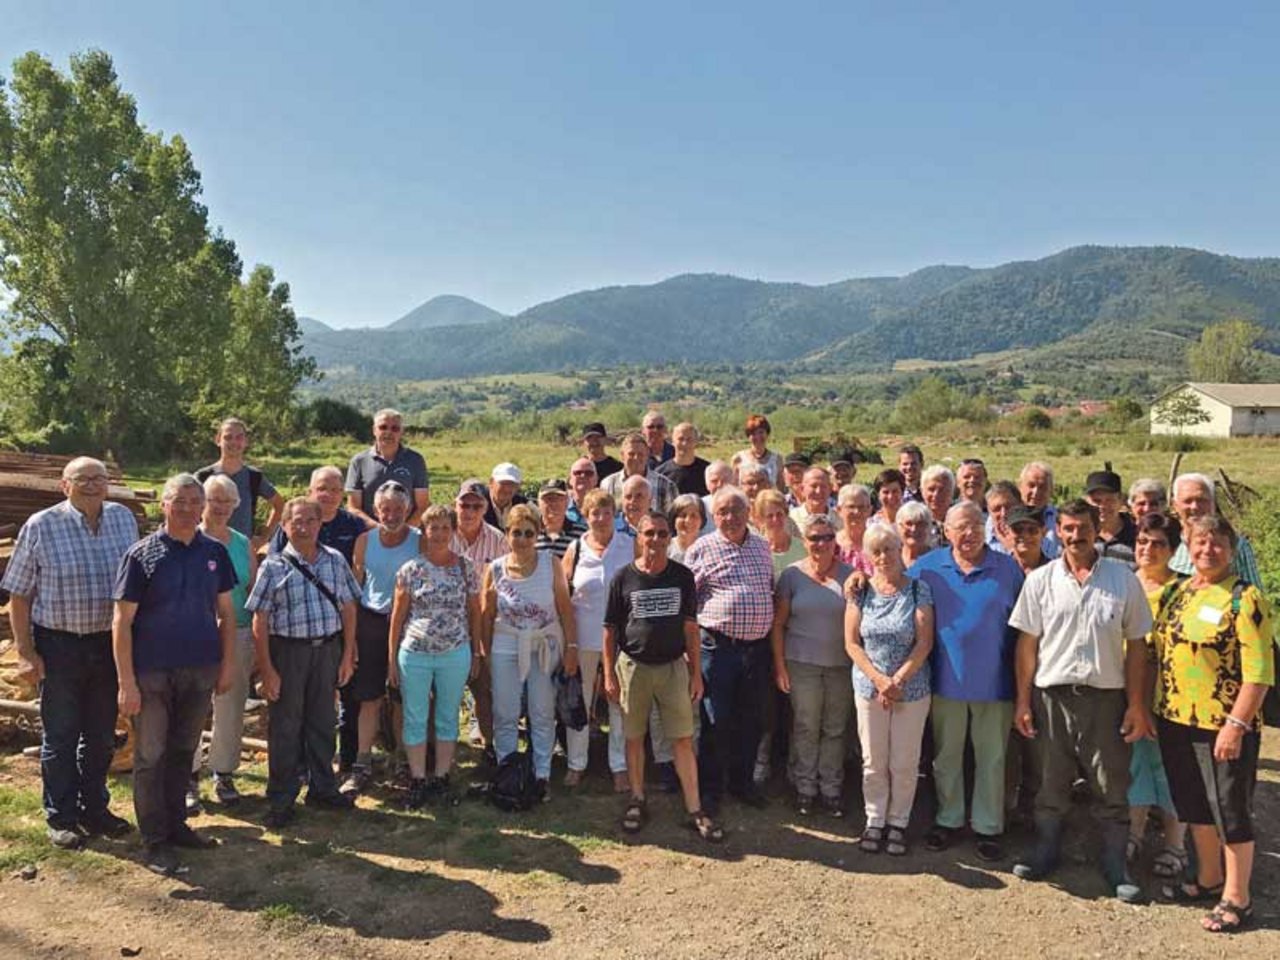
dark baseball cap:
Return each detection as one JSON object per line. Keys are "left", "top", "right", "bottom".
{"left": 784, "top": 451, "right": 812, "bottom": 468}
{"left": 455, "top": 479, "right": 488, "bottom": 501}
{"left": 1008, "top": 504, "right": 1045, "bottom": 528}
{"left": 1085, "top": 469, "right": 1122, "bottom": 495}
{"left": 538, "top": 478, "right": 569, "bottom": 497}
{"left": 581, "top": 421, "right": 606, "bottom": 439}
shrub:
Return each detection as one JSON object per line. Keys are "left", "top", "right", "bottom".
{"left": 301, "top": 397, "right": 367, "bottom": 441}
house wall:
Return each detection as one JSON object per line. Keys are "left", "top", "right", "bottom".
{"left": 1150, "top": 389, "right": 1233, "bottom": 437}
{"left": 1230, "top": 404, "right": 1280, "bottom": 436}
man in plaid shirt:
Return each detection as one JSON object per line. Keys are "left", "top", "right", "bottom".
{"left": 2, "top": 457, "right": 138, "bottom": 850}
{"left": 684, "top": 486, "right": 775, "bottom": 814}
{"left": 248, "top": 497, "right": 360, "bottom": 829}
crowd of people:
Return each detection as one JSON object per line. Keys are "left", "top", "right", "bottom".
{"left": 3, "top": 408, "right": 1275, "bottom": 935}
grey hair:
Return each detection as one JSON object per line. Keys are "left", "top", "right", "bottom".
{"left": 310, "top": 465, "right": 344, "bottom": 487}
{"left": 374, "top": 481, "right": 411, "bottom": 507}
{"left": 669, "top": 492, "right": 707, "bottom": 526}
{"left": 837, "top": 483, "right": 872, "bottom": 507}
{"left": 162, "top": 473, "right": 205, "bottom": 503}
{"left": 202, "top": 473, "right": 241, "bottom": 507}
{"left": 373, "top": 408, "right": 403, "bottom": 423}
{"left": 945, "top": 500, "right": 984, "bottom": 527}
{"left": 921, "top": 464, "right": 956, "bottom": 493}
{"left": 711, "top": 485, "right": 750, "bottom": 514}
{"left": 62, "top": 456, "right": 107, "bottom": 481}
{"left": 896, "top": 501, "right": 933, "bottom": 529}
{"left": 1173, "top": 472, "right": 1216, "bottom": 505}
{"left": 1019, "top": 461, "right": 1055, "bottom": 488}
{"left": 621, "top": 474, "right": 652, "bottom": 496}
{"left": 738, "top": 462, "right": 769, "bottom": 482}
{"left": 863, "top": 522, "right": 903, "bottom": 556}
{"left": 796, "top": 512, "right": 836, "bottom": 535}
{"left": 705, "top": 459, "right": 734, "bottom": 484}
{"left": 1128, "top": 477, "right": 1167, "bottom": 504}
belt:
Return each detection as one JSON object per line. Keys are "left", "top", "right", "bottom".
{"left": 33, "top": 624, "right": 111, "bottom": 641}
{"left": 1042, "top": 683, "right": 1119, "bottom": 696}
{"left": 271, "top": 631, "right": 341, "bottom": 648}
{"left": 702, "top": 626, "right": 766, "bottom": 646}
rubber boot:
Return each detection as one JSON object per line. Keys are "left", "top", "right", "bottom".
{"left": 1101, "top": 821, "right": 1145, "bottom": 903}
{"left": 1012, "top": 816, "right": 1062, "bottom": 881}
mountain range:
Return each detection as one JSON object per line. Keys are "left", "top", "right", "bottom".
{"left": 298, "top": 246, "right": 1280, "bottom": 380}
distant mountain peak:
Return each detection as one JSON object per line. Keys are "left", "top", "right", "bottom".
{"left": 386, "top": 295, "right": 506, "bottom": 331}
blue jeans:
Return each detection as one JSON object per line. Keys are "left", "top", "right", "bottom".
{"left": 399, "top": 644, "right": 471, "bottom": 745}
{"left": 698, "top": 631, "right": 771, "bottom": 803}
{"left": 34, "top": 626, "right": 119, "bottom": 829}
{"left": 490, "top": 648, "right": 558, "bottom": 779}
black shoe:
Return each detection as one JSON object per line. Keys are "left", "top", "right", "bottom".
{"left": 404, "top": 778, "right": 429, "bottom": 810}
{"left": 185, "top": 775, "right": 203, "bottom": 816}
{"left": 534, "top": 778, "right": 551, "bottom": 804}
{"left": 169, "top": 825, "right": 218, "bottom": 850}
{"left": 212, "top": 774, "right": 242, "bottom": 806}
{"left": 80, "top": 810, "right": 132, "bottom": 838}
{"left": 731, "top": 787, "right": 768, "bottom": 810}
{"left": 820, "top": 795, "right": 845, "bottom": 819}
{"left": 424, "top": 775, "right": 455, "bottom": 806}
{"left": 796, "top": 793, "right": 814, "bottom": 816}
{"left": 974, "top": 837, "right": 1004, "bottom": 862}
{"left": 143, "top": 843, "right": 187, "bottom": 876}
{"left": 264, "top": 806, "right": 296, "bottom": 830}
{"left": 47, "top": 826, "right": 83, "bottom": 850}
{"left": 924, "top": 824, "right": 959, "bottom": 852}
{"left": 305, "top": 791, "right": 356, "bottom": 810}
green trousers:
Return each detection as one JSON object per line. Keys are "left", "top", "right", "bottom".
{"left": 930, "top": 695, "right": 1014, "bottom": 837}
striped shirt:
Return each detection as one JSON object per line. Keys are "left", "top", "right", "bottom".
{"left": 684, "top": 529, "right": 775, "bottom": 641}
{"left": 246, "top": 543, "right": 360, "bottom": 639}
{"left": 1, "top": 500, "right": 139, "bottom": 634}
{"left": 451, "top": 524, "right": 509, "bottom": 567}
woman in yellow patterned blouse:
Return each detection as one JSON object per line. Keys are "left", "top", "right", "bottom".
{"left": 1149, "top": 515, "right": 1275, "bottom": 934}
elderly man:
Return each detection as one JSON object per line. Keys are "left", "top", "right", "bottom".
{"left": 911, "top": 501, "right": 1025, "bottom": 861}
{"left": 2, "top": 457, "right": 139, "bottom": 849}
{"left": 484, "top": 462, "right": 527, "bottom": 531}
{"left": 739, "top": 463, "right": 773, "bottom": 508}
{"left": 270, "top": 466, "right": 369, "bottom": 565}
{"left": 1009, "top": 500, "right": 1153, "bottom": 903}
{"left": 601, "top": 432, "right": 678, "bottom": 514}
{"left": 536, "top": 479, "right": 580, "bottom": 555}
{"left": 566, "top": 457, "right": 598, "bottom": 530}
{"left": 345, "top": 408, "right": 430, "bottom": 527}
{"left": 1017, "top": 461, "right": 1061, "bottom": 558}
{"left": 1086, "top": 468, "right": 1136, "bottom": 567}
{"left": 898, "top": 444, "right": 924, "bottom": 503}
{"left": 581, "top": 421, "right": 622, "bottom": 481}
{"left": 790, "top": 467, "right": 843, "bottom": 532}
{"left": 921, "top": 465, "right": 956, "bottom": 545}
{"left": 984, "top": 480, "right": 1021, "bottom": 555}
{"left": 782, "top": 452, "right": 810, "bottom": 509}
{"left": 685, "top": 486, "right": 776, "bottom": 813}
{"left": 828, "top": 447, "right": 858, "bottom": 490}
{"left": 341, "top": 482, "right": 421, "bottom": 796}
{"left": 194, "top": 417, "right": 284, "bottom": 548}
{"left": 642, "top": 410, "right": 675, "bottom": 466}
{"left": 248, "top": 498, "right": 360, "bottom": 828}
{"left": 702, "top": 460, "right": 735, "bottom": 534}
{"left": 656, "top": 422, "right": 710, "bottom": 496}
{"left": 113, "top": 475, "right": 236, "bottom": 875}
{"left": 1128, "top": 478, "right": 1166, "bottom": 519}
{"left": 1168, "top": 472, "right": 1262, "bottom": 586}
{"left": 618, "top": 475, "right": 653, "bottom": 536}
{"left": 956, "top": 458, "right": 988, "bottom": 507}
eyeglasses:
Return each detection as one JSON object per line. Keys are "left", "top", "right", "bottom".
{"left": 456, "top": 501, "right": 485, "bottom": 511}
{"left": 376, "top": 424, "right": 402, "bottom": 433}
{"left": 1135, "top": 536, "right": 1170, "bottom": 549}
{"left": 509, "top": 528, "right": 538, "bottom": 539}
{"left": 68, "top": 475, "right": 109, "bottom": 487}
{"left": 806, "top": 533, "right": 836, "bottom": 543}
{"left": 641, "top": 529, "right": 671, "bottom": 539}
{"left": 571, "top": 470, "right": 595, "bottom": 477}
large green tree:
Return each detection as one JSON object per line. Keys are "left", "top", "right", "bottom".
{"left": 1186, "top": 318, "right": 1265, "bottom": 383}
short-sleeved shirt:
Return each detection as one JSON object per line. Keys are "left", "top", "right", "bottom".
{"left": 605, "top": 561, "right": 697, "bottom": 664}
{"left": 685, "top": 529, "right": 775, "bottom": 641}
{"left": 451, "top": 524, "right": 509, "bottom": 567}
{"left": 601, "top": 468, "right": 679, "bottom": 515}
{"left": 194, "top": 463, "right": 277, "bottom": 538}
{"left": 850, "top": 577, "right": 933, "bottom": 702}
{"left": 1150, "top": 577, "right": 1276, "bottom": 732}
{"left": 2, "top": 500, "right": 139, "bottom": 635}
{"left": 591, "top": 455, "right": 623, "bottom": 482}
{"left": 397, "top": 554, "right": 479, "bottom": 654}
{"left": 1096, "top": 513, "right": 1137, "bottom": 568}
{"left": 114, "top": 530, "right": 237, "bottom": 672}
{"left": 775, "top": 561, "right": 853, "bottom": 668}
{"left": 986, "top": 505, "right": 1061, "bottom": 560}
{"left": 247, "top": 543, "right": 361, "bottom": 639}
{"left": 656, "top": 457, "right": 711, "bottom": 497}
{"left": 345, "top": 445, "right": 430, "bottom": 517}
{"left": 1008, "top": 554, "right": 1152, "bottom": 690}
{"left": 220, "top": 528, "right": 253, "bottom": 628}
{"left": 536, "top": 528, "right": 578, "bottom": 560}
{"left": 910, "top": 547, "right": 1025, "bottom": 701}
{"left": 269, "top": 508, "right": 367, "bottom": 566}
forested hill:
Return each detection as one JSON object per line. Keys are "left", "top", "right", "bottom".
{"left": 301, "top": 246, "right": 1280, "bottom": 378}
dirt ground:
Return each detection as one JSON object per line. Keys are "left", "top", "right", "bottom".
{"left": 1, "top": 727, "right": 1277, "bottom": 960}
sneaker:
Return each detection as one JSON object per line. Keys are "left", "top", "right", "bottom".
{"left": 143, "top": 843, "right": 186, "bottom": 876}
{"left": 184, "top": 775, "right": 203, "bottom": 816}
{"left": 424, "top": 775, "right": 453, "bottom": 805}
{"left": 796, "top": 793, "right": 814, "bottom": 816}
{"left": 264, "top": 806, "right": 296, "bottom": 830}
{"left": 169, "top": 825, "right": 218, "bottom": 850}
{"left": 47, "top": 826, "right": 83, "bottom": 850}
{"left": 535, "top": 778, "right": 551, "bottom": 804}
{"left": 80, "top": 810, "right": 132, "bottom": 838}
{"left": 820, "top": 795, "right": 845, "bottom": 819}
{"left": 305, "top": 791, "right": 356, "bottom": 810}
{"left": 404, "top": 778, "right": 429, "bottom": 810}
{"left": 212, "top": 774, "right": 241, "bottom": 806}
{"left": 752, "top": 760, "right": 772, "bottom": 786}
{"left": 340, "top": 765, "right": 372, "bottom": 797}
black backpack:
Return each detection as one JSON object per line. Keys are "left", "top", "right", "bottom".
{"left": 489, "top": 750, "right": 539, "bottom": 812}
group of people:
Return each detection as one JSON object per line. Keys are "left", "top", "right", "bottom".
{"left": 3, "top": 409, "right": 1274, "bottom": 935}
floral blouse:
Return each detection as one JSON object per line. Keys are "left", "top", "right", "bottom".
{"left": 397, "top": 554, "right": 478, "bottom": 654}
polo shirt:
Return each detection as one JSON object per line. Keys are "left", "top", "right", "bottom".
{"left": 1008, "top": 553, "right": 1151, "bottom": 690}
{"left": 269, "top": 508, "right": 367, "bottom": 566}
{"left": 451, "top": 523, "right": 509, "bottom": 567}
{"left": 114, "top": 530, "right": 236, "bottom": 673}
{"left": 345, "top": 444, "right": 429, "bottom": 517}
{"left": 910, "top": 547, "right": 1025, "bottom": 701}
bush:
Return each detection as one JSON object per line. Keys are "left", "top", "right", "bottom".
{"left": 1240, "top": 487, "right": 1280, "bottom": 604}
{"left": 301, "top": 397, "right": 367, "bottom": 441}
{"left": 1018, "top": 408, "right": 1053, "bottom": 431}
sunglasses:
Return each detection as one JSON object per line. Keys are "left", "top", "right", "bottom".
{"left": 509, "top": 528, "right": 538, "bottom": 539}
{"left": 806, "top": 533, "right": 836, "bottom": 543}
{"left": 641, "top": 529, "right": 671, "bottom": 539}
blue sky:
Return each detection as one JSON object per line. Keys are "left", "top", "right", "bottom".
{"left": 5, "top": 2, "right": 1280, "bottom": 327}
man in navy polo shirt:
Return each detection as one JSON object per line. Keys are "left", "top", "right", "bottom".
{"left": 345, "top": 408, "right": 430, "bottom": 527}
{"left": 910, "top": 500, "right": 1024, "bottom": 863}
{"left": 269, "top": 466, "right": 369, "bottom": 566}
{"left": 114, "top": 474, "right": 236, "bottom": 876}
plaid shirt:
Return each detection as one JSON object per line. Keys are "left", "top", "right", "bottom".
{"left": 246, "top": 543, "right": 360, "bottom": 639}
{"left": 1, "top": 500, "right": 139, "bottom": 634}
{"left": 684, "top": 529, "right": 775, "bottom": 640}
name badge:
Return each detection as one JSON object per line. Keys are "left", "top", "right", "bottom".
{"left": 1197, "top": 605, "right": 1224, "bottom": 627}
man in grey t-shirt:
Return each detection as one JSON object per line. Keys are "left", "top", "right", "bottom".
{"left": 345, "top": 408, "right": 430, "bottom": 527}
{"left": 194, "top": 417, "right": 284, "bottom": 547}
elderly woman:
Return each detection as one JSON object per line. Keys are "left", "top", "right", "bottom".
{"left": 920, "top": 465, "right": 955, "bottom": 546}
{"left": 738, "top": 462, "right": 773, "bottom": 506}
{"left": 835, "top": 484, "right": 874, "bottom": 574}
{"left": 192, "top": 473, "right": 258, "bottom": 806}
{"left": 984, "top": 480, "right": 1022, "bottom": 554}
{"left": 845, "top": 523, "right": 934, "bottom": 855}
{"left": 1129, "top": 478, "right": 1167, "bottom": 519}
{"left": 733, "top": 413, "right": 785, "bottom": 491}
{"left": 896, "top": 501, "right": 935, "bottom": 568}
{"left": 1127, "top": 513, "right": 1188, "bottom": 879}
{"left": 388, "top": 505, "right": 480, "bottom": 808}
{"left": 755, "top": 489, "right": 806, "bottom": 573}
{"left": 870, "top": 468, "right": 906, "bottom": 528}
{"left": 481, "top": 504, "right": 577, "bottom": 800}
{"left": 563, "top": 490, "right": 636, "bottom": 789}
{"left": 667, "top": 493, "right": 706, "bottom": 563}
{"left": 771, "top": 514, "right": 853, "bottom": 816}
{"left": 1150, "top": 515, "right": 1274, "bottom": 933}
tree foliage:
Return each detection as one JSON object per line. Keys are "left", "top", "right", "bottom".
{"left": 1186, "top": 318, "right": 1265, "bottom": 383}
{"left": 1151, "top": 389, "right": 1211, "bottom": 432}
{"left": 0, "top": 50, "right": 312, "bottom": 457}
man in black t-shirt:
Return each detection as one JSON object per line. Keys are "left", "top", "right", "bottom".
{"left": 656, "top": 422, "right": 710, "bottom": 497}
{"left": 581, "top": 422, "right": 623, "bottom": 481}
{"left": 603, "top": 512, "right": 721, "bottom": 841}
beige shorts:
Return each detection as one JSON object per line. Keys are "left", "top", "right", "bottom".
{"left": 615, "top": 652, "right": 694, "bottom": 741}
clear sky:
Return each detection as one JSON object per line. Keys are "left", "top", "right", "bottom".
{"left": 5, "top": 2, "right": 1280, "bottom": 327}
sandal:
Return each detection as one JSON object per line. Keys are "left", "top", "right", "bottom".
{"left": 1151, "top": 845, "right": 1189, "bottom": 880}
{"left": 1160, "top": 879, "right": 1225, "bottom": 903}
{"left": 621, "top": 796, "right": 647, "bottom": 834}
{"left": 859, "top": 826, "right": 884, "bottom": 854}
{"left": 1203, "top": 900, "right": 1253, "bottom": 934}
{"left": 884, "top": 825, "right": 908, "bottom": 857}
{"left": 687, "top": 810, "right": 725, "bottom": 843}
